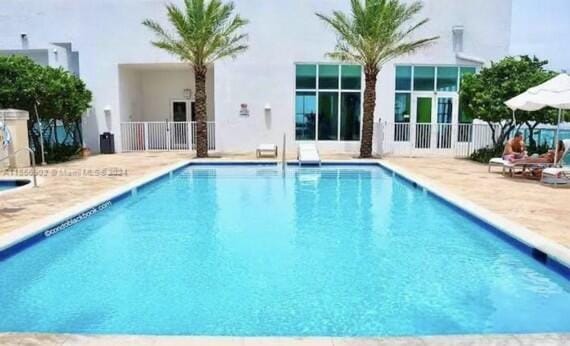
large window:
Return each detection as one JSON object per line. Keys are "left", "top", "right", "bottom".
{"left": 295, "top": 92, "right": 316, "bottom": 140}
{"left": 295, "top": 64, "right": 362, "bottom": 141}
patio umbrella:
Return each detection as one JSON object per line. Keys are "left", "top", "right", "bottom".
{"left": 505, "top": 73, "right": 570, "bottom": 165}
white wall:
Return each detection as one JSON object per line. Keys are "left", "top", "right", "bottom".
{"left": 118, "top": 66, "right": 215, "bottom": 126}
{"left": 0, "top": 0, "right": 512, "bottom": 153}
{"left": 214, "top": 0, "right": 512, "bottom": 153}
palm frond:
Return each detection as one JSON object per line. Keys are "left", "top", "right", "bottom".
{"left": 143, "top": 0, "right": 248, "bottom": 67}
{"left": 317, "top": 0, "right": 438, "bottom": 70}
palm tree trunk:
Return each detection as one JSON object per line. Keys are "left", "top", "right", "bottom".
{"left": 360, "top": 66, "right": 378, "bottom": 158}
{"left": 194, "top": 65, "right": 208, "bottom": 158}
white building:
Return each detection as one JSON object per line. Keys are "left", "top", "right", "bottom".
{"left": 0, "top": 0, "right": 512, "bottom": 155}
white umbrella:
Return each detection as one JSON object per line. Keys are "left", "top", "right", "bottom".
{"left": 505, "top": 73, "right": 570, "bottom": 165}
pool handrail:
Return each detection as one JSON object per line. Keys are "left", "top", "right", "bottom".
{"left": 0, "top": 147, "right": 38, "bottom": 187}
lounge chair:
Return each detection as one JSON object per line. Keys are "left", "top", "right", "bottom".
{"left": 488, "top": 157, "right": 508, "bottom": 173}
{"left": 541, "top": 139, "right": 570, "bottom": 186}
{"left": 503, "top": 160, "right": 552, "bottom": 178}
{"left": 542, "top": 167, "right": 570, "bottom": 186}
{"left": 297, "top": 143, "right": 321, "bottom": 166}
{"left": 256, "top": 144, "right": 278, "bottom": 158}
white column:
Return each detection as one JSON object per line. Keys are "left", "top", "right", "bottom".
{"left": 0, "top": 109, "right": 31, "bottom": 168}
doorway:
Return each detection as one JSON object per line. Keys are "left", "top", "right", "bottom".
{"left": 412, "top": 94, "right": 457, "bottom": 151}
{"left": 170, "top": 100, "right": 191, "bottom": 149}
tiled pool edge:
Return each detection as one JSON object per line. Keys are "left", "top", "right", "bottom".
{"left": 1, "top": 332, "right": 569, "bottom": 345}
{"left": 0, "top": 177, "right": 38, "bottom": 197}
{"left": 376, "top": 160, "right": 570, "bottom": 275}
{"left": 0, "top": 160, "right": 191, "bottom": 258}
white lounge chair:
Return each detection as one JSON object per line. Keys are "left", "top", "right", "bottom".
{"left": 542, "top": 139, "right": 570, "bottom": 186}
{"left": 542, "top": 167, "right": 570, "bottom": 186}
{"left": 297, "top": 143, "right": 321, "bottom": 166}
{"left": 256, "top": 144, "right": 278, "bottom": 158}
{"left": 488, "top": 157, "right": 508, "bottom": 173}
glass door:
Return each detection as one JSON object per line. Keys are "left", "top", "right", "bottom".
{"left": 414, "top": 96, "right": 433, "bottom": 149}
{"left": 171, "top": 100, "right": 189, "bottom": 149}
{"left": 436, "top": 96, "right": 454, "bottom": 149}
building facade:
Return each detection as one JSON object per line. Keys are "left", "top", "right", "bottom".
{"left": 0, "top": 0, "right": 512, "bottom": 154}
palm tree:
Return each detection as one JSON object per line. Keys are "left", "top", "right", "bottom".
{"left": 143, "top": 0, "right": 248, "bottom": 157}
{"left": 317, "top": 0, "right": 438, "bottom": 158}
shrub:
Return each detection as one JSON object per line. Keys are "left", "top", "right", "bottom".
{"left": 44, "top": 144, "right": 81, "bottom": 163}
{"left": 0, "top": 55, "right": 92, "bottom": 163}
{"left": 470, "top": 145, "right": 504, "bottom": 163}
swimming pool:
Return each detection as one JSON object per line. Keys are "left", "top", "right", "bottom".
{"left": 0, "top": 164, "right": 569, "bottom": 336}
{"left": 0, "top": 179, "right": 29, "bottom": 192}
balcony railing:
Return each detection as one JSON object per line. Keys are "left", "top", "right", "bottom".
{"left": 120, "top": 121, "right": 215, "bottom": 152}
{"left": 377, "top": 122, "right": 501, "bottom": 157}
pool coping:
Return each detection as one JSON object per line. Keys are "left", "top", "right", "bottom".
{"left": 1, "top": 332, "right": 570, "bottom": 345}
{"left": 375, "top": 160, "right": 570, "bottom": 272}
{"left": 0, "top": 176, "right": 37, "bottom": 197}
{"left": 0, "top": 160, "right": 191, "bottom": 254}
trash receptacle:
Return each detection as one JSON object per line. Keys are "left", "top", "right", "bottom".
{"left": 99, "top": 132, "right": 115, "bottom": 154}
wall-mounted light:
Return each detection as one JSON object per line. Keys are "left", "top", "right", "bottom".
{"left": 264, "top": 103, "right": 271, "bottom": 111}
{"left": 104, "top": 106, "right": 112, "bottom": 133}
{"left": 183, "top": 88, "right": 192, "bottom": 100}
{"left": 20, "top": 33, "right": 28, "bottom": 49}
{"left": 452, "top": 25, "right": 464, "bottom": 53}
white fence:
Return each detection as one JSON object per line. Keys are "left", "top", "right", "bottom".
{"left": 120, "top": 121, "right": 215, "bottom": 152}
{"left": 379, "top": 122, "right": 501, "bottom": 157}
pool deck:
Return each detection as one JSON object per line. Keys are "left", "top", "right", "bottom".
{"left": 1, "top": 152, "right": 569, "bottom": 345}
{"left": 1, "top": 333, "right": 569, "bottom": 346}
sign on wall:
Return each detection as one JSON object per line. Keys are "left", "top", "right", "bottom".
{"left": 239, "top": 103, "right": 249, "bottom": 117}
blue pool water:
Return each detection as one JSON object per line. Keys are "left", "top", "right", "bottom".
{"left": 0, "top": 180, "right": 27, "bottom": 192}
{"left": 0, "top": 165, "right": 569, "bottom": 336}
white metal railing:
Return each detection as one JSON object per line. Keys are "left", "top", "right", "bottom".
{"left": 378, "top": 122, "right": 501, "bottom": 157}
{"left": 121, "top": 121, "right": 215, "bottom": 152}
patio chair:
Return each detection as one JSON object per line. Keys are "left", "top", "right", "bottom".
{"left": 256, "top": 144, "right": 278, "bottom": 158}
{"left": 541, "top": 139, "right": 570, "bottom": 186}
{"left": 488, "top": 157, "right": 508, "bottom": 173}
{"left": 297, "top": 143, "right": 321, "bottom": 166}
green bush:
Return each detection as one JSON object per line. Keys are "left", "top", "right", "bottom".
{"left": 470, "top": 145, "right": 504, "bottom": 163}
{"left": 0, "top": 55, "right": 92, "bottom": 163}
{"left": 44, "top": 144, "right": 81, "bottom": 163}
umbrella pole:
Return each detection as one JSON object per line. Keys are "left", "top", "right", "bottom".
{"left": 553, "top": 108, "right": 562, "bottom": 167}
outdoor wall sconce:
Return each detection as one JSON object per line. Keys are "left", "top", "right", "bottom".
{"left": 183, "top": 88, "right": 192, "bottom": 100}
{"left": 104, "top": 106, "right": 112, "bottom": 133}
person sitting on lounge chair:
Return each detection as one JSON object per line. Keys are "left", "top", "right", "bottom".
{"left": 503, "top": 132, "right": 526, "bottom": 162}
{"left": 511, "top": 141, "right": 566, "bottom": 179}
{"left": 512, "top": 140, "right": 565, "bottom": 165}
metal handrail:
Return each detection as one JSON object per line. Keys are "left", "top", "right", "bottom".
{"left": 0, "top": 147, "right": 38, "bottom": 187}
